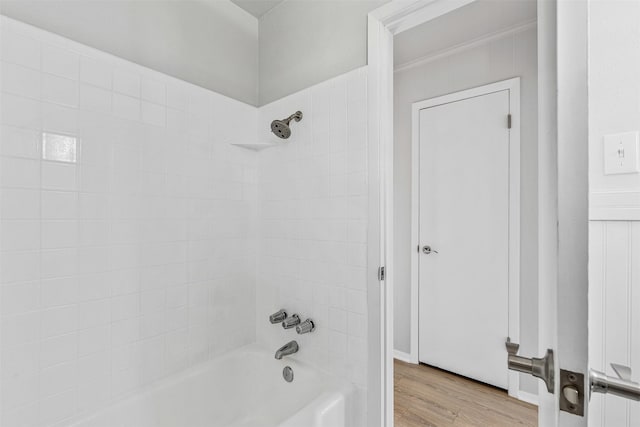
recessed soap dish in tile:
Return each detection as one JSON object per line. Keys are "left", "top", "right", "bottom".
{"left": 229, "top": 142, "right": 277, "bottom": 151}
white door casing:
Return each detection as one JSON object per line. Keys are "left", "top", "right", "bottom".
{"left": 413, "top": 79, "right": 520, "bottom": 394}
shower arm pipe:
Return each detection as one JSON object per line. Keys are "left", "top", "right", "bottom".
{"left": 281, "top": 111, "right": 303, "bottom": 124}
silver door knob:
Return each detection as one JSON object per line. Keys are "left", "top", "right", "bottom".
{"left": 422, "top": 245, "right": 438, "bottom": 254}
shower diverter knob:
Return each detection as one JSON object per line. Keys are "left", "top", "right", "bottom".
{"left": 282, "top": 314, "right": 301, "bottom": 329}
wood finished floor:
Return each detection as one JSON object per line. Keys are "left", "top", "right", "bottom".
{"left": 394, "top": 360, "right": 538, "bottom": 427}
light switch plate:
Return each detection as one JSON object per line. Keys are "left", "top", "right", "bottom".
{"left": 604, "top": 131, "right": 639, "bottom": 175}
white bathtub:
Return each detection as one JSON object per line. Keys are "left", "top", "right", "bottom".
{"left": 66, "top": 344, "right": 355, "bottom": 427}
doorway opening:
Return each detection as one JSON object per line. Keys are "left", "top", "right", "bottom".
{"left": 390, "top": 1, "right": 538, "bottom": 425}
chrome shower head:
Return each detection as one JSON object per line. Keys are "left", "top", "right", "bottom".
{"left": 271, "top": 111, "right": 303, "bottom": 139}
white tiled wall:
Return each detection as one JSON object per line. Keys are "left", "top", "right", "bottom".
{"left": 0, "top": 17, "right": 258, "bottom": 426}
{"left": 255, "top": 68, "right": 369, "bottom": 423}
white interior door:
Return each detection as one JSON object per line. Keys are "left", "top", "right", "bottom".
{"left": 417, "top": 89, "right": 511, "bottom": 389}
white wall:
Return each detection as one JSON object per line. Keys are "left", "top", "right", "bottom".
{"left": 588, "top": 2, "right": 640, "bottom": 426}
{"left": 0, "top": 17, "right": 258, "bottom": 426}
{"left": 258, "top": 0, "right": 385, "bottom": 106}
{"left": 588, "top": 0, "right": 640, "bottom": 217}
{"left": 0, "top": 0, "right": 260, "bottom": 106}
{"left": 1, "top": 0, "right": 388, "bottom": 107}
{"left": 255, "top": 67, "right": 370, "bottom": 426}
{"left": 393, "top": 26, "right": 539, "bottom": 394}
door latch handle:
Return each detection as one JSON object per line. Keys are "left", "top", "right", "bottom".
{"left": 505, "top": 337, "right": 555, "bottom": 393}
{"left": 422, "top": 245, "right": 438, "bottom": 254}
{"left": 590, "top": 363, "right": 640, "bottom": 401}
{"left": 611, "top": 363, "right": 634, "bottom": 382}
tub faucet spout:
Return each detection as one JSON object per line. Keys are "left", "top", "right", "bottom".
{"left": 275, "top": 340, "right": 299, "bottom": 360}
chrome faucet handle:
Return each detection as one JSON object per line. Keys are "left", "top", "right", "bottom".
{"left": 269, "top": 309, "right": 288, "bottom": 324}
{"left": 282, "top": 314, "right": 300, "bottom": 329}
{"left": 296, "top": 319, "right": 315, "bottom": 334}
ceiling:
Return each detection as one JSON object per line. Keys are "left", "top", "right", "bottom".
{"left": 231, "top": 0, "right": 284, "bottom": 18}
{"left": 394, "top": 0, "right": 537, "bottom": 68}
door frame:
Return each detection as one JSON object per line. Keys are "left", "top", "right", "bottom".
{"left": 366, "top": 0, "right": 588, "bottom": 426}
{"left": 409, "top": 78, "right": 521, "bottom": 399}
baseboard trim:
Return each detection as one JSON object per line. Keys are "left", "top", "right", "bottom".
{"left": 518, "top": 391, "right": 539, "bottom": 406}
{"left": 394, "top": 350, "right": 413, "bottom": 363}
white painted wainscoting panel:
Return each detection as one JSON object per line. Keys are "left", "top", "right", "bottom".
{"left": 588, "top": 221, "right": 640, "bottom": 427}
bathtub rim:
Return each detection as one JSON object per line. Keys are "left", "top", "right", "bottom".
{"left": 59, "top": 343, "right": 354, "bottom": 427}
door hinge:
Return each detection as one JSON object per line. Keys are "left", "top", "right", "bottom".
{"left": 378, "top": 266, "right": 385, "bottom": 281}
{"left": 507, "top": 114, "right": 512, "bottom": 129}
